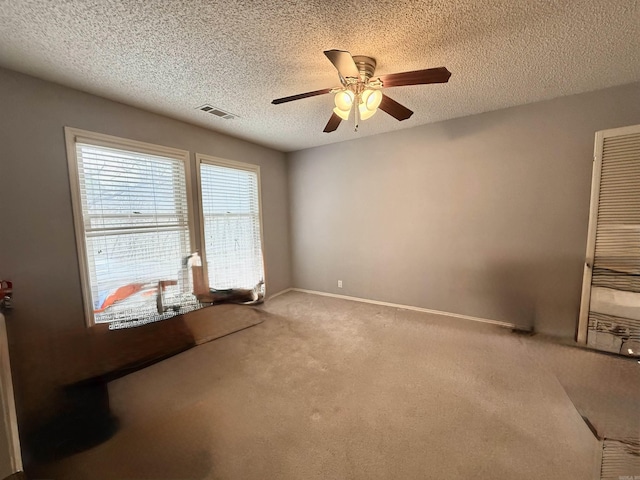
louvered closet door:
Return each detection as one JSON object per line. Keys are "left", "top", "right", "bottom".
{"left": 579, "top": 124, "right": 640, "bottom": 356}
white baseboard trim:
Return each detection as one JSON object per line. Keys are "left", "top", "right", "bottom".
{"left": 267, "top": 287, "right": 293, "bottom": 301}
{"left": 290, "top": 288, "right": 528, "bottom": 331}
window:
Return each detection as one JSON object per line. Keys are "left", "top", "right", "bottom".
{"left": 196, "top": 154, "right": 265, "bottom": 293}
{"left": 66, "top": 128, "right": 198, "bottom": 327}
{"left": 66, "top": 129, "right": 266, "bottom": 328}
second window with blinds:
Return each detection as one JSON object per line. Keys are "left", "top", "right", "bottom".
{"left": 196, "top": 154, "right": 265, "bottom": 295}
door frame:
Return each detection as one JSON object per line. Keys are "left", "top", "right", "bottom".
{"left": 577, "top": 131, "right": 603, "bottom": 343}
{"left": 0, "top": 314, "right": 22, "bottom": 475}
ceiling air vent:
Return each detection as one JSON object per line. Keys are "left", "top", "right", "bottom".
{"left": 196, "top": 104, "right": 237, "bottom": 120}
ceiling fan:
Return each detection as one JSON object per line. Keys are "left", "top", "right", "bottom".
{"left": 272, "top": 50, "right": 451, "bottom": 133}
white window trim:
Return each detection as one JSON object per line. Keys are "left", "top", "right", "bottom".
{"left": 64, "top": 127, "right": 196, "bottom": 327}
{"left": 195, "top": 153, "right": 267, "bottom": 296}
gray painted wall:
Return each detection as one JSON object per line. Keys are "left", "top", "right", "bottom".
{"left": 288, "top": 82, "right": 640, "bottom": 338}
{"left": 0, "top": 67, "right": 291, "bottom": 429}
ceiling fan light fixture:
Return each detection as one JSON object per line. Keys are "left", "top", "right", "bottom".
{"left": 359, "top": 89, "right": 382, "bottom": 120}
{"left": 334, "top": 106, "right": 353, "bottom": 121}
{"left": 334, "top": 89, "right": 354, "bottom": 110}
{"left": 333, "top": 89, "right": 354, "bottom": 120}
{"left": 358, "top": 104, "right": 377, "bottom": 120}
{"left": 362, "top": 88, "right": 382, "bottom": 110}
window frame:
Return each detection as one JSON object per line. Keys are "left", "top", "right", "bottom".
{"left": 195, "top": 153, "right": 267, "bottom": 296}
{"left": 65, "top": 127, "right": 196, "bottom": 327}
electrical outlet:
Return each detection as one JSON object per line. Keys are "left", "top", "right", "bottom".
{"left": 337, "top": 280, "right": 343, "bottom": 288}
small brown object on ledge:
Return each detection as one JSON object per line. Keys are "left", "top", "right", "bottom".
{"left": 196, "top": 288, "right": 261, "bottom": 305}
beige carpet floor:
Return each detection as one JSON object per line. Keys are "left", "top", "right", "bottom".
{"left": 524, "top": 336, "right": 640, "bottom": 442}
{"left": 30, "top": 291, "right": 604, "bottom": 480}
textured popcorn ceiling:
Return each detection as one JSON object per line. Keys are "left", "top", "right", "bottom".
{"left": 0, "top": 1, "right": 639, "bottom": 152}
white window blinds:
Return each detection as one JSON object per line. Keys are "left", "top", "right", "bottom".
{"left": 72, "top": 137, "right": 198, "bottom": 326}
{"left": 199, "top": 161, "right": 264, "bottom": 290}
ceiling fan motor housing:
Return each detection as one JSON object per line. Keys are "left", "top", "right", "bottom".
{"left": 351, "top": 55, "right": 377, "bottom": 81}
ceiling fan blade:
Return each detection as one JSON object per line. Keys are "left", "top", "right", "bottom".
{"left": 324, "top": 50, "right": 360, "bottom": 80}
{"left": 323, "top": 112, "right": 342, "bottom": 133}
{"left": 379, "top": 94, "right": 414, "bottom": 121}
{"left": 272, "top": 88, "right": 332, "bottom": 105}
{"left": 378, "top": 67, "right": 451, "bottom": 87}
